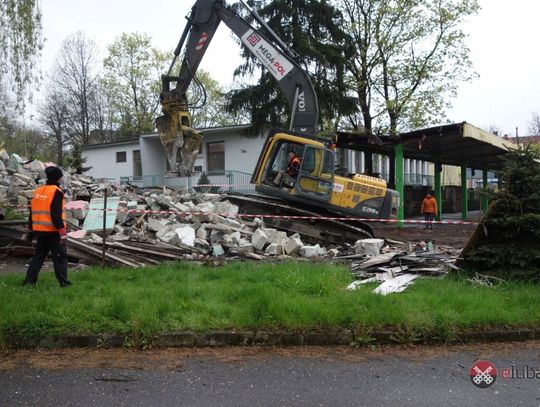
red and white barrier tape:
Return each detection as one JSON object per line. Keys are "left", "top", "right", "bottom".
{"left": 19, "top": 206, "right": 477, "bottom": 225}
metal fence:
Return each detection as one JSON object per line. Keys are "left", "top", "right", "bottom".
{"left": 120, "top": 170, "right": 255, "bottom": 193}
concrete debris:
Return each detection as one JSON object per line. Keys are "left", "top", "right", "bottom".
{"left": 0, "top": 146, "right": 344, "bottom": 266}
{"left": 354, "top": 238, "right": 385, "bottom": 256}
{"left": 347, "top": 240, "right": 461, "bottom": 294}
{"left": 265, "top": 243, "right": 283, "bottom": 256}
{"left": 284, "top": 234, "right": 303, "bottom": 255}
{"left": 251, "top": 228, "right": 269, "bottom": 251}
{"left": 175, "top": 226, "right": 196, "bottom": 247}
{"left": 372, "top": 274, "right": 419, "bottom": 295}
{"left": 0, "top": 147, "right": 465, "bottom": 270}
{"left": 300, "top": 244, "right": 326, "bottom": 258}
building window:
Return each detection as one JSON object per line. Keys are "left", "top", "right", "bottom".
{"left": 207, "top": 141, "right": 225, "bottom": 175}
{"left": 133, "top": 150, "right": 142, "bottom": 177}
{"left": 116, "top": 151, "right": 127, "bottom": 163}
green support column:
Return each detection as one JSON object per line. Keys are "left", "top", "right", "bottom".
{"left": 393, "top": 143, "right": 404, "bottom": 227}
{"left": 482, "top": 168, "right": 489, "bottom": 213}
{"left": 461, "top": 163, "right": 468, "bottom": 221}
{"left": 434, "top": 159, "right": 442, "bottom": 221}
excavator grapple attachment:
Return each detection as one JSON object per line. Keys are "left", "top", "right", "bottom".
{"left": 156, "top": 111, "right": 202, "bottom": 176}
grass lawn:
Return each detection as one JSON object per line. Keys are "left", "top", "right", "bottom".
{"left": 1, "top": 262, "right": 540, "bottom": 346}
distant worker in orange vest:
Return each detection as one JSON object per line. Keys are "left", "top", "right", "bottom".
{"left": 421, "top": 192, "right": 438, "bottom": 230}
{"left": 23, "top": 166, "right": 71, "bottom": 287}
{"left": 274, "top": 150, "right": 301, "bottom": 187}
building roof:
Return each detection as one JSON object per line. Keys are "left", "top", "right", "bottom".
{"left": 337, "top": 122, "right": 513, "bottom": 170}
{"left": 83, "top": 139, "right": 140, "bottom": 150}
{"left": 398, "top": 122, "right": 514, "bottom": 169}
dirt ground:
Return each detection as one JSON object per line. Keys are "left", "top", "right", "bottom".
{"left": 1, "top": 340, "right": 537, "bottom": 372}
{"left": 372, "top": 223, "right": 476, "bottom": 249}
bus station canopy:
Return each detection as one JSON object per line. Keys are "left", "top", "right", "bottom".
{"left": 336, "top": 122, "right": 513, "bottom": 170}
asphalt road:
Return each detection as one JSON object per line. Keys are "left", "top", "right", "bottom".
{"left": 1, "top": 341, "right": 540, "bottom": 406}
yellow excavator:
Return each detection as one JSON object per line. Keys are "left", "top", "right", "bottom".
{"left": 157, "top": 0, "right": 399, "bottom": 241}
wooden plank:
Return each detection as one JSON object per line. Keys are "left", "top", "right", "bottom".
{"left": 67, "top": 238, "right": 140, "bottom": 268}
{"left": 105, "top": 241, "right": 187, "bottom": 261}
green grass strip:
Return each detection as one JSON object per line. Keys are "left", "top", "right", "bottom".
{"left": 1, "top": 262, "right": 540, "bottom": 345}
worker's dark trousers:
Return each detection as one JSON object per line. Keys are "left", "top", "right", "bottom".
{"left": 25, "top": 235, "right": 69, "bottom": 285}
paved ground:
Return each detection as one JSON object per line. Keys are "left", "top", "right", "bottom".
{"left": 1, "top": 341, "right": 539, "bottom": 406}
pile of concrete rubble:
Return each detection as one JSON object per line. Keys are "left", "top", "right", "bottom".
{"left": 0, "top": 150, "right": 342, "bottom": 266}
{"left": 0, "top": 150, "right": 462, "bottom": 274}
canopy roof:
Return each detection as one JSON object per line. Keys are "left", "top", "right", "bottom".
{"left": 336, "top": 122, "right": 513, "bottom": 170}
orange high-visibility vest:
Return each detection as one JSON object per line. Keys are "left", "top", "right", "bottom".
{"left": 287, "top": 156, "right": 301, "bottom": 176}
{"left": 31, "top": 185, "right": 66, "bottom": 232}
{"left": 421, "top": 196, "right": 438, "bottom": 214}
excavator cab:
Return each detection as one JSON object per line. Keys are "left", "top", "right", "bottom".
{"left": 253, "top": 131, "right": 336, "bottom": 203}
{"left": 296, "top": 146, "right": 335, "bottom": 201}
{"left": 252, "top": 130, "right": 400, "bottom": 220}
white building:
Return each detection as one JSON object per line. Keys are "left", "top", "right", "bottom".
{"left": 82, "top": 125, "right": 269, "bottom": 189}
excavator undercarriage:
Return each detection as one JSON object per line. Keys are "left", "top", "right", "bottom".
{"left": 223, "top": 193, "right": 374, "bottom": 245}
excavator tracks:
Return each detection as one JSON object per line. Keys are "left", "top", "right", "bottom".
{"left": 223, "top": 193, "right": 374, "bottom": 246}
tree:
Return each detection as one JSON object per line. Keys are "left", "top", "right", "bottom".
{"left": 102, "top": 32, "right": 168, "bottom": 138}
{"left": 87, "top": 78, "right": 116, "bottom": 144}
{"left": 0, "top": 0, "right": 43, "bottom": 105}
{"left": 227, "top": 0, "right": 356, "bottom": 132}
{"left": 63, "top": 143, "right": 91, "bottom": 174}
{"left": 37, "top": 85, "right": 70, "bottom": 165}
{"left": 528, "top": 112, "right": 540, "bottom": 136}
{"left": 463, "top": 146, "right": 540, "bottom": 278}
{"left": 51, "top": 32, "right": 100, "bottom": 147}
{"left": 188, "top": 70, "right": 237, "bottom": 128}
{"left": 338, "top": 0, "right": 479, "bottom": 136}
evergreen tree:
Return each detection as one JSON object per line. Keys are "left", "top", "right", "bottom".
{"left": 463, "top": 146, "right": 540, "bottom": 278}
{"left": 226, "top": 0, "right": 356, "bottom": 132}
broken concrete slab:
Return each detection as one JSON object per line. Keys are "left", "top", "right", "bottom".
{"left": 252, "top": 228, "right": 269, "bottom": 251}
{"left": 214, "top": 201, "right": 239, "bottom": 218}
{"left": 300, "top": 244, "right": 326, "bottom": 258}
{"left": 175, "top": 225, "right": 196, "bottom": 247}
{"left": 82, "top": 197, "right": 120, "bottom": 232}
{"left": 284, "top": 234, "right": 303, "bottom": 255}
{"left": 265, "top": 243, "right": 283, "bottom": 255}
{"left": 147, "top": 217, "right": 169, "bottom": 233}
{"left": 192, "top": 202, "right": 215, "bottom": 222}
{"left": 66, "top": 200, "right": 89, "bottom": 220}
{"left": 354, "top": 238, "right": 385, "bottom": 256}
{"left": 159, "top": 230, "right": 180, "bottom": 245}
{"left": 212, "top": 244, "right": 225, "bottom": 256}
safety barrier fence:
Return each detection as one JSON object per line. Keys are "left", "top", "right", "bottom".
{"left": 17, "top": 205, "right": 478, "bottom": 225}
{"left": 119, "top": 170, "right": 255, "bottom": 193}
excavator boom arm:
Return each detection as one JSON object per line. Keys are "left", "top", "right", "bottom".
{"left": 161, "top": 0, "right": 319, "bottom": 134}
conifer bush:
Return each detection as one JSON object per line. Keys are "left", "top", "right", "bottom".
{"left": 463, "top": 145, "right": 540, "bottom": 279}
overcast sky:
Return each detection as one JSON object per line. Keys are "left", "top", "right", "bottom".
{"left": 38, "top": 0, "right": 539, "bottom": 136}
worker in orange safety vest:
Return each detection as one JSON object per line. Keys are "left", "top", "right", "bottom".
{"left": 421, "top": 192, "right": 438, "bottom": 230}
{"left": 22, "top": 166, "right": 71, "bottom": 287}
{"left": 274, "top": 150, "right": 301, "bottom": 187}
